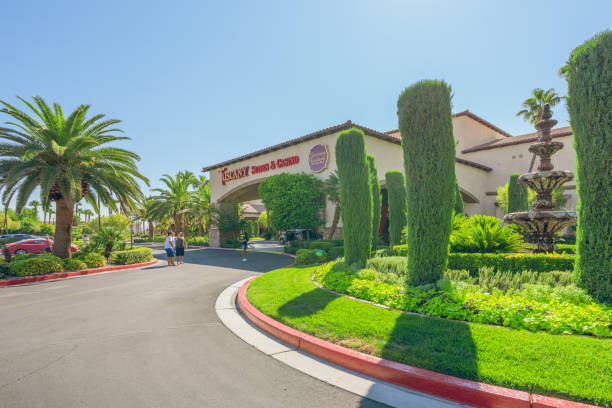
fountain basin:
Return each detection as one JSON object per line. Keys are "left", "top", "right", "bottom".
{"left": 503, "top": 210, "right": 577, "bottom": 253}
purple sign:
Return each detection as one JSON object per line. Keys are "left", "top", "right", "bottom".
{"left": 309, "top": 144, "right": 329, "bottom": 173}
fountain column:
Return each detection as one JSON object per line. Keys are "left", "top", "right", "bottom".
{"left": 503, "top": 104, "right": 576, "bottom": 253}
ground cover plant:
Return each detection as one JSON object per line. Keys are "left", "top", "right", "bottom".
{"left": 314, "top": 259, "right": 611, "bottom": 338}
{"left": 247, "top": 266, "right": 612, "bottom": 406}
{"left": 109, "top": 247, "right": 153, "bottom": 265}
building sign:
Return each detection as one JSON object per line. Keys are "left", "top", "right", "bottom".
{"left": 309, "top": 144, "right": 329, "bottom": 173}
{"left": 221, "top": 155, "right": 300, "bottom": 185}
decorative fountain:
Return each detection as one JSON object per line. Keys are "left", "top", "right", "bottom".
{"left": 504, "top": 104, "right": 576, "bottom": 253}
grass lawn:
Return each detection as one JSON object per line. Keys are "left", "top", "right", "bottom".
{"left": 247, "top": 266, "right": 612, "bottom": 407}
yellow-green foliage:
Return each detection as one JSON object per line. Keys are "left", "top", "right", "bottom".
{"left": 335, "top": 128, "right": 372, "bottom": 267}
{"left": 566, "top": 31, "right": 612, "bottom": 303}
{"left": 367, "top": 155, "right": 381, "bottom": 250}
{"left": 398, "top": 81, "right": 456, "bottom": 284}
{"left": 385, "top": 170, "right": 407, "bottom": 247}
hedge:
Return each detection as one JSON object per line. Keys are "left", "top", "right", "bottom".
{"left": 295, "top": 249, "right": 328, "bottom": 265}
{"left": 398, "top": 80, "right": 456, "bottom": 284}
{"left": 385, "top": 170, "right": 407, "bottom": 247}
{"left": 391, "top": 245, "right": 574, "bottom": 273}
{"left": 566, "top": 31, "right": 612, "bottom": 303}
{"left": 109, "top": 247, "right": 153, "bottom": 265}
{"left": 309, "top": 242, "right": 335, "bottom": 251}
{"left": 328, "top": 246, "right": 344, "bottom": 259}
{"left": 62, "top": 258, "right": 87, "bottom": 271}
{"left": 73, "top": 251, "right": 106, "bottom": 268}
{"left": 507, "top": 173, "right": 529, "bottom": 213}
{"left": 284, "top": 246, "right": 298, "bottom": 254}
{"left": 10, "top": 255, "right": 64, "bottom": 277}
{"left": 367, "top": 155, "right": 382, "bottom": 252}
{"left": 556, "top": 244, "right": 576, "bottom": 255}
{"left": 336, "top": 128, "right": 372, "bottom": 267}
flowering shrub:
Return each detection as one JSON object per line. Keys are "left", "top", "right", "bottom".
{"left": 315, "top": 261, "right": 612, "bottom": 338}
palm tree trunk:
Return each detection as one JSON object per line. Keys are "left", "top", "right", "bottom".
{"left": 148, "top": 221, "right": 154, "bottom": 241}
{"left": 327, "top": 203, "right": 341, "bottom": 240}
{"left": 53, "top": 197, "right": 74, "bottom": 259}
{"left": 43, "top": 211, "right": 47, "bottom": 225}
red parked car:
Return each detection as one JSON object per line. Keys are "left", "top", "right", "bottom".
{"left": 2, "top": 238, "right": 78, "bottom": 255}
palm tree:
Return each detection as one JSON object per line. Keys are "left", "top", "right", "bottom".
{"left": 190, "top": 175, "right": 211, "bottom": 236}
{"left": 29, "top": 200, "right": 40, "bottom": 217}
{"left": 322, "top": 171, "right": 341, "bottom": 240}
{"left": 81, "top": 209, "right": 94, "bottom": 223}
{"left": 0, "top": 96, "right": 148, "bottom": 258}
{"left": 516, "top": 88, "right": 564, "bottom": 124}
{"left": 151, "top": 171, "right": 196, "bottom": 235}
{"left": 137, "top": 197, "right": 158, "bottom": 241}
{"left": 41, "top": 198, "right": 51, "bottom": 225}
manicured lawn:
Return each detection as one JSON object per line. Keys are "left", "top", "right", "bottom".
{"left": 247, "top": 266, "right": 612, "bottom": 407}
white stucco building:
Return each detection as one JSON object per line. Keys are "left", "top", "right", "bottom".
{"left": 202, "top": 111, "right": 576, "bottom": 247}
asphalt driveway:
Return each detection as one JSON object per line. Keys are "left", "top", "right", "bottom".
{"left": 0, "top": 247, "right": 386, "bottom": 408}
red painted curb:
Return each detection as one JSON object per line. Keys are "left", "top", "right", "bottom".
{"left": 0, "top": 259, "right": 159, "bottom": 287}
{"left": 237, "top": 278, "right": 602, "bottom": 408}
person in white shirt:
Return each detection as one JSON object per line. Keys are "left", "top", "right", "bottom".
{"left": 164, "top": 231, "right": 176, "bottom": 266}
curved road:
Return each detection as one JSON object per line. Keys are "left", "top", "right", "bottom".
{"left": 0, "top": 247, "right": 385, "bottom": 408}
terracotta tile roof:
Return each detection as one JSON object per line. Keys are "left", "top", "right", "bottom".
{"left": 385, "top": 110, "right": 512, "bottom": 139}
{"left": 461, "top": 126, "right": 572, "bottom": 154}
{"left": 201, "top": 121, "right": 492, "bottom": 173}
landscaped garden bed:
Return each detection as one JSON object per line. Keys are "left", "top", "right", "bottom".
{"left": 247, "top": 266, "right": 612, "bottom": 406}
{"left": 0, "top": 247, "right": 154, "bottom": 280}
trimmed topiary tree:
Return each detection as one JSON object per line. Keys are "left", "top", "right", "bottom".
{"left": 336, "top": 128, "right": 372, "bottom": 267}
{"left": 507, "top": 173, "right": 529, "bottom": 213}
{"left": 398, "top": 80, "right": 456, "bottom": 285}
{"left": 367, "top": 155, "right": 382, "bottom": 251}
{"left": 565, "top": 31, "right": 612, "bottom": 303}
{"left": 454, "top": 180, "right": 464, "bottom": 215}
{"left": 385, "top": 170, "right": 407, "bottom": 247}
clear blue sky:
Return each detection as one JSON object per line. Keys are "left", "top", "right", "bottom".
{"left": 1, "top": 0, "right": 610, "bottom": 197}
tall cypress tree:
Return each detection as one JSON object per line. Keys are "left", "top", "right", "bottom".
{"left": 398, "top": 81, "right": 456, "bottom": 285}
{"left": 367, "top": 155, "right": 381, "bottom": 251}
{"left": 385, "top": 170, "right": 407, "bottom": 247}
{"left": 335, "top": 128, "right": 372, "bottom": 267}
{"left": 507, "top": 173, "right": 529, "bottom": 213}
{"left": 454, "top": 180, "right": 464, "bottom": 215}
{"left": 566, "top": 31, "right": 612, "bottom": 303}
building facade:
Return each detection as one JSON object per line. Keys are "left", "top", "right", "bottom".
{"left": 202, "top": 112, "right": 576, "bottom": 247}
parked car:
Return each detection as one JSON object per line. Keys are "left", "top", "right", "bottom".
{"left": 2, "top": 238, "right": 78, "bottom": 255}
{"left": 0, "top": 234, "right": 39, "bottom": 241}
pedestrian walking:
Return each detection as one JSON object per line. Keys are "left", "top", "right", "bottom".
{"left": 240, "top": 231, "right": 249, "bottom": 262}
{"left": 164, "top": 231, "right": 176, "bottom": 266}
{"left": 176, "top": 232, "right": 186, "bottom": 264}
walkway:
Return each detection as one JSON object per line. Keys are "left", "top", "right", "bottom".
{"left": 0, "top": 248, "right": 385, "bottom": 408}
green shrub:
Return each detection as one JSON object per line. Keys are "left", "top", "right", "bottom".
{"left": 0, "top": 261, "right": 11, "bottom": 277}
{"left": 109, "top": 247, "right": 153, "bottom": 265}
{"left": 335, "top": 128, "right": 372, "bottom": 267}
{"left": 82, "top": 252, "right": 106, "bottom": 268}
{"left": 10, "top": 255, "right": 64, "bottom": 277}
{"left": 295, "top": 249, "right": 317, "bottom": 265}
{"left": 566, "top": 31, "right": 612, "bottom": 303}
{"left": 284, "top": 246, "right": 298, "bottom": 254}
{"left": 309, "top": 242, "right": 334, "bottom": 251}
{"left": 187, "top": 236, "right": 209, "bottom": 246}
{"left": 448, "top": 253, "right": 575, "bottom": 274}
{"left": 454, "top": 180, "right": 464, "bottom": 215}
{"left": 62, "top": 258, "right": 88, "bottom": 271}
{"left": 374, "top": 247, "right": 394, "bottom": 258}
{"left": 11, "top": 253, "right": 38, "bottom": 262}
{"left": 367, "top": 256, "right": 407, "bottom": 277}
{"left": 385, "top": 170, "right": 407, "bottom": 247}
{"left": 556, "top": 244, "right": 576, "bottom": 255}
{"left": 507, "top": 173, "right": 529, "bottom": 213}
{"left": 327, "top": 246, "right": 344, "bottom": 259}
{"left": 450, "top": 215, "right": 527, "bottom": 253}
{"left": 367, "top": 155, "right": 382, "bottom": 252}
{"left": 398, "top": 81, "right": 455, "bottom": 285}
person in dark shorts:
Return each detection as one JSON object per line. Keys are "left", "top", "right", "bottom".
{"left": 164, "top": 231, "right": 176, "bottom": 266}
{"left": 175, "top": 232, "right": 186, "bottom": 264}
{"left": 240, "top": 231, "right": 249, "bottom": 262}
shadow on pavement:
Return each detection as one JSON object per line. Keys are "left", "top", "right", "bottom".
{"left": 152, "top": 247, "right": 294, "bottom": 273}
